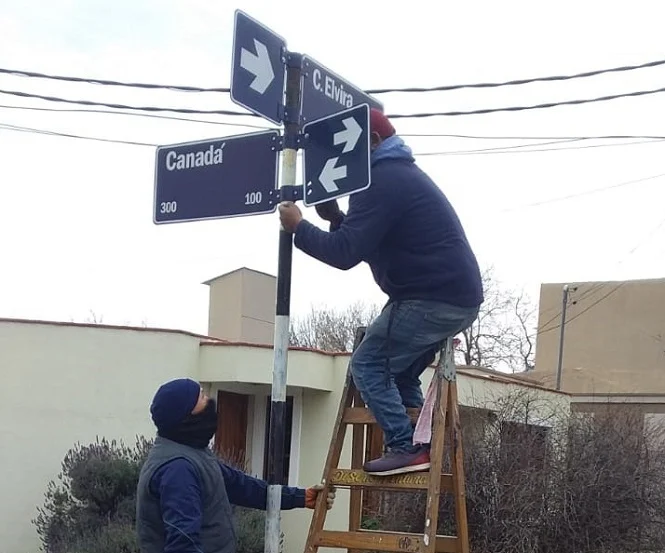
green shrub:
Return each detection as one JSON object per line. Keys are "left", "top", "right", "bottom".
{"left": 35, "top": 437, "right": 282, "bottom": 553}
{"left": 33, "top": 436, "right": 149, "bottom": 553}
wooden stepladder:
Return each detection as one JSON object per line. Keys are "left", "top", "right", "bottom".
{"left": 304, "top": 327, "right": 470, "bottom": 553}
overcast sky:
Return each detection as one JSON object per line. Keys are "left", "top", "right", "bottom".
{"left": 0, "top": 0, "right": 663, "bottom": 335}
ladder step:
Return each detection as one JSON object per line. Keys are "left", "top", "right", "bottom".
{"left": 329, "top": 468, "right": 453, "bottom": 491}
{"left": 343, "top": 407, "right": 421, "bottom": 424}
{"left": 315, "top": 530, "right": 459, "bottom": 553}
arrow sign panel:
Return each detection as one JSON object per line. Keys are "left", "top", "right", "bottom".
{"left": 230, "top": 10, "right": 286, "bottom": 124}
{"left": 154, "top": 130, "right": 280, "bottom": 224}
{"left": 302, "top": 103, "right": 371, "bottom": 206}
{"left": 300, "top": 56, "right": 384, "bottom": 124}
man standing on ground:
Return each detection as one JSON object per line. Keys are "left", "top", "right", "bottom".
{"left": 278, "top": 109, "right": 483, "bottom": 477}
{"left": 136, "top": 378, "right": 335, "bottom": 553}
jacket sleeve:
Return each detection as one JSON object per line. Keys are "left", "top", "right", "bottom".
{"left": 294, "top": 184, "right": 398, "bottom": 270}
{"left": 150, "top": 458, "right": 203, "bottom": 553}
{"left": 218, "top": 462, "right": 306, "bottom": 510}
{"left": 329, "top": 213, "right": 345, "bottom": 232}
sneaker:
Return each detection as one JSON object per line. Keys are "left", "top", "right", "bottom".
{"left": 363, "top": 446, "right": 431, "bottom": 476}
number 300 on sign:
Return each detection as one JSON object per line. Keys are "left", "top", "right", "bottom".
{"left": 160, "top": 201, "right": 177, "bottom": 214}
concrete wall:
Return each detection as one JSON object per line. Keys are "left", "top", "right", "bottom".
{"left": 0, "top": 319, "right": 201, "bottom": 553}
{"left": 199, "top": 342, "right": 336, "bottom": 391}
{"left": 531, "top": 279, "right": 665, "bottom": 393}
{"left": 0, "top": 316, "right": 571, "bottom": 553}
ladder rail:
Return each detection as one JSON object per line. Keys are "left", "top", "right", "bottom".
{"left": 304, "top": 327, "right": 367, "bottom": 551}
{"left": 304, "top": 330, "right": 470, "bottom": 553}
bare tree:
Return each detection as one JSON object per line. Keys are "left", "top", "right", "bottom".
{"left": 457, "top": 267, "right": 537, "bottom": 372}
{"left": 291, "top": 268, "right": 537, "bottom": 371}
{"left": 68, "top": 309, "right": 105, "bottom": 324}
{"left": 289, "top": 300, "right": 381, "bottom": 352}
{"left": 70, "top": 311, "right": 150, "bottom": 328}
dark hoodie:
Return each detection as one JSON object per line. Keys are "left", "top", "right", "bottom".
{"left": 294, "top": 135, "right": 484, "bottom": 308}
{"left": 136, "top": 387, "right": 305, "bottom": 553}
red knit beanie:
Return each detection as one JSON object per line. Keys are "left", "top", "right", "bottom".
{"left": 370, "top": 108, "right": 395, "bottom": 138}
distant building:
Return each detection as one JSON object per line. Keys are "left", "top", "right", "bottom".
{"left": 528, "top": 278, "right": 665, "bottom": 394}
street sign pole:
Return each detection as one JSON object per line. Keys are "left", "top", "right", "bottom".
{"left": 265, "top": 52, "right": 303, "bottom": 553}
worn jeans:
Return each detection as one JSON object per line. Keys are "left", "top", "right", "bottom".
{"left": 350, "top": 299, "right": 479, "bottom": 453}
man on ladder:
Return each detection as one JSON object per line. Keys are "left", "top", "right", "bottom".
{"left": 278, "top": 109, "right": 483, "bottom": 476}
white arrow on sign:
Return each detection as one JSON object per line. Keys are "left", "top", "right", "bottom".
{"left": 319, "top": 157, "right": 347, "bottom": 193}
{"left": 240, "top": 39, "right": 274, "bottom": 94}
{"left": 333, "top": 116, "right": 362, "bottom": 153}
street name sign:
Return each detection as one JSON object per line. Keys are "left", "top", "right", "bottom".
{"left": 302, "top": 103, "right": 371, "bottom": 206}
{"left": 230, "top": 10, "right": 287, "bottom": 124}
{"left": 154, "top": 130, "right": 280, "bottom": 224}
{"left": 300, "top": 55, "right": 384, "bottom": 123}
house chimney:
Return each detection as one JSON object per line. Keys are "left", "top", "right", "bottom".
{"left": 203, "top": 267, "right": 276, "bottom": 344}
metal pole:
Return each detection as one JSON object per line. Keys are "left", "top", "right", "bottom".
{"left": 555, "top": 284, "right": 569, "bottom": 391}
{"left": 265, "top": 52, "right": 302, "bottom": 553}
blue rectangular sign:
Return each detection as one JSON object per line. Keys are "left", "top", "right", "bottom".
{"left": 230, "top": 10, "right": 286, "bottom": 124}
{"left": 302, "top": 103, "right": 371, "bottom": 206}
{"left": 154, "top": 130, "right": 280, "bottom": 224}
{"left": 300, "top": 56, "right": 384, "bottom": 124}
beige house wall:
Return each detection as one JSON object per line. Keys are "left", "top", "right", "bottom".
{"left": 530, "top": 278, "right": 665, "bottom": 393}
{"left": 0, "top": 319, "right": 202, "bottom": 553}
{"left": 0, "top": 314, "right": 572, "bottom": 553}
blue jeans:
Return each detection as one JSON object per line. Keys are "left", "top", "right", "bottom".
{"left": 350, "top": 300, "right": 479, "bottom": 453}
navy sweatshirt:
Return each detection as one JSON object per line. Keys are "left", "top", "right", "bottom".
{"left": 294, "top": 135, "right": 484, "bottom": 308}
{"left": 149, "top": 458, "right": 305, "bottom": 553}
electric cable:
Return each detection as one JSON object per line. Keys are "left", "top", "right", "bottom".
{"left": 419, "top": 138, "right": 665, "bottom": 157}
{"left": 498, "top": 172, "right": 665, "bottom": 213}
{"left": 2, "top": 104, "right": 663, "bottom": 143}
{"left": 0, "top": 122, "right": 158, "bottom": 147}
{"left": 2, "top": 85, "right": 665, "bottom": 119}
{"left": 0, "top": 103, "right": 274, "bottom": 130}
{"left": 2, "top": 57, "right": 664, "bottom": 94}
{"left": 4, "top": 120, "right": 665, "bottom": 158}
{"left": 537, "top": 213, "right": 665, "bottom": 336}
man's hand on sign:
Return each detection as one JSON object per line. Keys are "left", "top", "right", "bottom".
{"left": 278, "top": 201, "right": 303, "bottom": 233}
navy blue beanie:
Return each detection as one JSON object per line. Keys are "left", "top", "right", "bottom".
{"left": 150, "top": 378, "right": 200, "bottom": 432}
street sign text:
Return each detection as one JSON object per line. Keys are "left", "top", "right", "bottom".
{"left": 154, "top": 130, "right": 280, "bottom": 224}
{"left": 301, "top": 56, "right": 384, "bottom": 123}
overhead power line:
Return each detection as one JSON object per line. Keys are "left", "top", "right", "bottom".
{"left": 368, "top": 59, "right": 665, "bottom": 94}
{"left": 538, "top": 283, "right": 626, "bottom": 336}
{"left": 2, "top": 103, "right": 664, "bottom": 142}
{"left": 388, "top": 87, "right": 665, "bottom": 118}
{"left": 0, "top": 122, "right": 157, "bottom": 147}
{"left": 402, "top": 132, "right": 665, "bottom": 141}
{"left": 421, "top": 138, "right": 665, "bottom": 156}
{"left": 2, "top": 85, "right": 665, "bottom": 119}
{"left": 499, "top": 172, "right": 665, "bottom": 212}
{"left": 0, "top": 88, "right": 247, "bottom": 116}
{"left": 3, "top": 120, "right": 665, "bottom": 159}
{"left": 0, "top": 103, "right": 274, "bottom": 130}
{"left": 1, "top": 57, "right": 664, "bottom": 94}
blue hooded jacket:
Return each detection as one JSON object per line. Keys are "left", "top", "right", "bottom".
{"left": 294, "top": 135, "right": 484, "bottom": 308}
